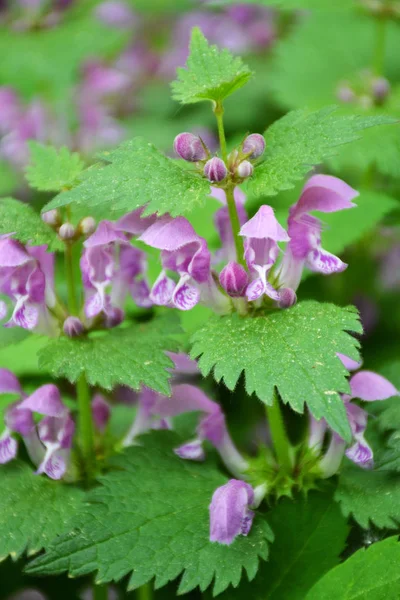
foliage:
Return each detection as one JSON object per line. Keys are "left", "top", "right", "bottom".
{"left": 26, "top": 143, "right": 85, "bottom": 192}
{"left": 191, "top": 301, "right": 362, "bottom": 440}
{"left": 26, "top": 433, "right": 274, "bottom": 596}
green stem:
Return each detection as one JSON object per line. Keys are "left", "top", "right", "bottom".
{"left": 76, "top": 372, "right": 96, "bottom": 483}
{"left": 266, "top": 390, "right": 292, "bottom": 473}
{"left": 225, "top": 184, "right": 246, "bottom": 267}
{"left": 214, "top": 101, "right": 228, "bottom": 163}
{"left": 137, "top": 582, "right": 153, "bottom": 600}
{"left": 93, "top": 584, "right": 108, "bottom": 600}
{"left": 373, "top": 16, "right": 387, "bottom": 76}
{"left": 65, "top": 242, "right": 78, "bottom": 315}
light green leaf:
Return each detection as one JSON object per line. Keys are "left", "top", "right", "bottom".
{"left": 306, "top": 536, "right": 400, "bottom": 600}
{"left": 26, "top": 432, "right": 273, "bottom": 595}
{"left": 38, "top": 315, "right": 182, "bottom": 395}
{"left": 190, "top": 301, "right": 362, "bottom": 441}
{"left": 171, "top": 27, "right": 253, "bottom": 105}
{"left": 0, "top": 197, "right": 62, "bottom": 251}
{"left": 42, "top": 138, "right": 211, "bottom": 219}
{"left": 26, "top": 143, "right": 85, "bottom": 192}
{"left": 248, "top": 107, "right": 396, "bottom": 197}
{"left": 335, "top": 460, "right": 400, "bottom": 529}
{"left": 218, "top": 491, "right": 349, "bottom": 600}
{"left": 0, "top": 461, "right": 84, "bottom": 561}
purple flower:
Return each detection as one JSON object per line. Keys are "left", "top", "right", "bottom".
{"left": 239, "top": 205, "right": 289, "bottom": 302}
{"left": 219, "top": 261, "right": 248, "bottom": 297}
{"left": 204, "top": 157, "right": 227, "bottom": 183}
{"left": 0, "top": 87, "right": 21, "bottom": 135}
{"left": 209, "top": 479, "right": 255, "bottom": 545}
{"left": 1, "top": 100, "right": 48, "bottom": 168}
{"left": 313, "top": 355, "right": 398, "bottom": 476}
{"left": 92, "top": 394, "right": 111, "bottom": 432}
{"left": 95, "top": 1, "right": 136, "bottom": 29}
{"left": 242, "top": 133, "right": 265, "bottom": 159}
{"left": 81, "top": 60, "right": 131, "bottom": 101}
{"left": 277, "top": 175, "right": 358, "bottom": 291}
{"left": 63, "top": 316, "right": 85, "bottom": 337}
{"left": 0, "top": 239, "right": 56, "bottom": 333}
{"left": 139, "top": 215, "right": 215, "bottom": 311}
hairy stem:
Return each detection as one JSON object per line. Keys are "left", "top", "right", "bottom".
{"left": 137, "top": 582, "right": 153, "bottom": 600}
{"left": 214, "top": 100, "right": 228, "bottom": 162}
{"left": 76, "top": 372, "right": 96, "bottom": 483}
{"left": 373, "top": 16, "right": 386, "bottom": 76}
{"left": 93, "top": 583, "right": 108, "bottom": 600}
{"left": 225, "top": 184, "right": 246, "bottom": 267}
{"left": 266, "top": 389, "right": 293, "bottom": 473}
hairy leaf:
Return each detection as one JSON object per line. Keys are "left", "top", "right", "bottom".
{"left": 0, "top": 461, "right": 84, "bottom": 561}
{"left": 191, "top": 301, "right": 362, "bottom": 441}
{"left": 0, "top": 197, "right": 62, "bottom": 251}
{"left": 42, "top": 138, "right": 211, "bottom": 219}
{"left": 171, "top": 27, "right": 253, "bottom": 104}
{"left": 26, "top": 143, "right": 85, "bottom": 192}
{"left": 38, "top": 316, "right": 182, "bottom": 395}
{"left": 249, "top": 107, "right": 396, "bottom": 197}
{"left": 335, "top": 460, "right": 400, "bottom": 529}
{"left": 218, "top": 491, "right": 349, "bottom": 600}
{"left": 26, "top": 433, "right": 273, "bottom": 595}
{"left": 306, "top": 536, "right": 400, "bottom": 600}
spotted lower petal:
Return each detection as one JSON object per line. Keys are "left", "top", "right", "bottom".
{"left": 306, "top": 247, "right": 347, "bottom": 275}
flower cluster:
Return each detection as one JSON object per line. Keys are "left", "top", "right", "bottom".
{"left": 308, "top": 353, "right": 399, "bottom": 477}
{"left": 337, "top": 69, "right": 391, "bottom": 108}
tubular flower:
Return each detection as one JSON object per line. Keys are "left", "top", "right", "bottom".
{"left": 209, "top": 480, "right": 255, "bottom": 545}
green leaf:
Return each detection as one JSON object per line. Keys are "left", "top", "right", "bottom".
{"left": 190, "top": 301, "right": 362, "bottom": 441}
{"left": 335, "top": 460, "right": 400, "bottom": 529}
{"left": 26, "top": 143, "right": 85, "bottom": 192}
{"left": 0, "top": 461, "right": 84, "bottom": 561}
{"left": 376, "top": 433, "right": 400, "bottom": 472}
{"left": 306, "top": 536, "right": 400, "bottom": 600}
{"left": 38, "top": 315, "right": 182, "bottom": 395}
{"left": 374, "top": 362, "right": 400, "bottom": 433}
{"left": 0, "top": 197, "right": 62, "bottom": 251}
{"left": 218, "top": 491, "right": 349, "bottom": 600}
{"left": 248, "top": 107, "right": 396, "bottom": 197}
{"left": 42, "top": 138, "right": 211, "bottom": 219}
{"left": 171, "top": 27, "right": 253, "bottom": 105}
{"left": 26, "top": 432, "right": 273, "bottom": 595}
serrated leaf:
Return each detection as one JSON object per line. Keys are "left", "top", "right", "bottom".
{"left": 190, "top": 301, "right": 362, "bottom": 441}
{"left": 0, "top": 197, "right": 62, "bottom": 251}
{"left": 306, "top": 536, "right": 400, "bottom": 600}
{"left": 335, "top": 460, "right": 400, "bottom": 529}
{"left": 248, "top": 107, "right": 396, "bottom": 197}
{"left": 0, "top": 461, "right": 84, "bottom": 561}
{"left": 26, "top": 143, "right": 85, "bottom": 192}
{"left": 42, "top": 138, "right": 211, "bottom": 219}
{"left": 171, "top": 27, "right": 253, "bottom": 105}
{"left": 218, "top": 490, "right": 349, "bottom": 600}
{"left": 26, "top": 432, "right": 273, "bottom": 595}
{"left": 38, "top": 315, "right": 182, "bottom": 395}
{"left": 376, "top": 433, "right": 400, "bottom": 472}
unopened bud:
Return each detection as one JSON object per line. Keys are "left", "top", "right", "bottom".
{"left": 63, "top": 316, "right": 84, "bottom": 338}
{"left": 371, "top": 77, "right": 390, "bottom": 103}
{"left": 105, "top": 306, "right": 124, "bottom": 328}
{"left": 58, "top": 223, "right": 76, "bottom": 240}
{"left": 219, "top": 261, "right": 249, "bottom": 297}
{"left": 204, "top": 157, "right": 227, "bottom": 183}
{"left": 278, "top": 288, "right": 297, "bottom": 309}
{"left": 242, "top": 133, "right": 265, "bottom": 159}
{"left": 237, "top": 160, "right": 254, "bottom": 178}
{"left": 336, "top": 85, "right": 355, "bottom": 103}
{"left": 41, "top": 209, "right": 60, "bottom": 227}
{"left": 173, "top": 132, "right": 208, "bottom": 162}
{"left": 79, "top": 216, "right": 96, "bottom": 236}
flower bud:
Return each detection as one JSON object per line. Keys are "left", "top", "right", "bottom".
{"left": 204, "top": 157, "right": 227, "bottom": 183}
{"left": 219, "top": 262, "right": 248, "bottom": 297}
{"left": 173, "top": 132, "right": 208, "bottom": 162}
{"left": 237, "top": 160, "right": 253, "bottom": 179}
{"left": 277, "top": 287, "right": 297, "bottom": 309}
{"left": 78, "top": 216, "right": 96, "bottom": 236}
{"left": 336, "top": 85, "right": 355, "bottom": 103}
{"left": 63, "top": 316, "right": 84, "bottom": 338}
{"left": 41, "top": 209, "right": 60, "bottom": 227}
{"left": 371, "top": 77, "right": 390, "bottom": 103}
{"left": 105, "top": 306, "right": 124, "bottom": 328}
{"left": 58, "top": 223, "right": 76, "bottom": 241}
{"left": 242, "top": 133, "right": 265, "bottom": 159}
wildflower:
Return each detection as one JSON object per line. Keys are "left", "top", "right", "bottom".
{"left": 219, "top": 261, "right": 248, "bottom": 297}
{"left": 277, "top": 175, "right": 358, "bottom": 291}
{"left": 237, "top": 160, "right": 253, "bottom": 178}
{"left": 242, "top": 133, "right": 265, "bottom": 158}
{"left": 173, "top": 132, "right": 208, "bottom": 162}
{"left": 204, "top": 157, "right": 227, "bottom": 183}
{"left": 92, "top": 394, "right": 111, "bottom": 432}
{"left": 63, "top": 316, "right": 85, "bottom": 338}
{"left": 209, "top": 480, "right": 255, "bottom": 545}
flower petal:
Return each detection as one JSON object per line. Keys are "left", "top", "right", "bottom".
{"left": 0, "top": 369, "right": 22, "bottom": 395}
{"left": 240, "top": 205, "right": 289, "bottom": 242}
{"left": 349, "top": 371, "right": 399, "bottom": 401}
{"left": 19, "top": 384, "right": 65, "bottom": 417}
{"left": 294, "top": 174, "right": 358, "bottom": 217}
{"left": 174, "top": 439, "right": 205, "bottom": 461}
{"left": 150, "top": 271, "right": 175, "bottom": 306}
{"left": 306, "top": 247, "right": 347, "bottom": 275}
{"left": 337, "top": 353, "right": 363, "bottom": 372}
{"left": 209, "top": 479, "right": 255, "bottom": 545}
{"left": 172, "top": 278, "right": 200, "bottom": 311}
{"left": 37, "top": 448, "right": 67, "bottom": 480}
{"left": 0, "top": 432, "right": 17, "bottom": 463}
{"left": 345, "top": 438, "right": 374, "bottom": 469}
